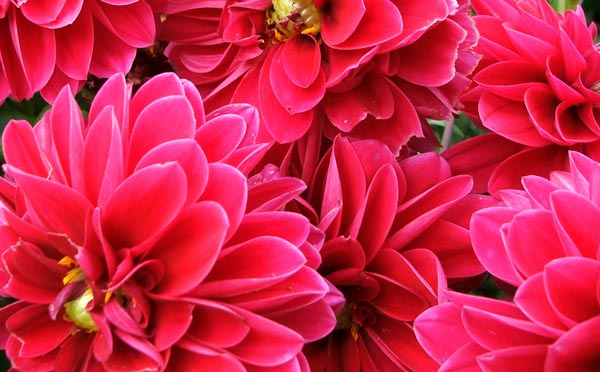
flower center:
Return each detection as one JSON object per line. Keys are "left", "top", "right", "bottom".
{"left": 64, "top": 288, "right": 98, "bottom": 332}
{"left": 261, "top": 0, "right": 322, "bottom": 45}
{"left": 334, "top": 302, "right": 360, "bottom": 341}
{"left": 59, "top": 256, "right": 109, "bottom": 332}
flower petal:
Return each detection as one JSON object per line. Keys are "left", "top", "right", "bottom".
{"left": 101, "top": 163, "right": 187, "bottom": 248}
{"left": 148, "top": 201, "right": 228, "bottom": 295}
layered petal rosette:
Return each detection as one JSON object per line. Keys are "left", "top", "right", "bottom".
{"left": 0, "top": 73, "right": 335, "bottom": 371}
{"left": 415, "top": 151, "right": 600, "bottom": 370}
{"left": 0, "top": 0, "right": 163, "bottom": 103}
{"left": 290, "top": 136, "right": 491, "bottom": 370}
{"left": 445, "top": 0, "right": 600, "bottom": 194}
{"left": 160, "top": 0, "right": 479, "bottom": 153}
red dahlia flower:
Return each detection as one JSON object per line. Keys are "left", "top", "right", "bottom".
{"left": 290, "top": 136, "right": 491, "bottom": 371}
{"left": 160, "top": 0, "right": 479, "bottom": 153}
{"left": 0, "top": 0, "right": 164, "bottom": 103}
{"left": 445, "top": 0, "right": 600, "bottom": 194}
{"left": 415, "top": 151, "right": 600, "bottom": 370}
{"left": 0, "top": 73, "right": 335, "bottom": 371}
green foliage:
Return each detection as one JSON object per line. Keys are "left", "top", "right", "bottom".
{"left": 0, "top": 94, "right": 49, "bottom": 127}
{"left": 430, "top": 113, "right": 487, "bottom": 150}
{"left": 0, "top": 94, "right": 50, "bottom": 164}
{"left": 548, "top": 0, "right": 581, "bottom": 12}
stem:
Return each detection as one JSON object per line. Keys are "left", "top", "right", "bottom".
{"left": 441, "top": 117, "right": 455, "bottom": 151}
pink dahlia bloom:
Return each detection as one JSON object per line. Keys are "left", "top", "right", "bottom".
{"left": 0, "top": 73, "right": 335, "bottom": 371}
{"left": 0, "top": 0, "right": 164, "bottom": 103}
{"left": 288, "top": 136, "right": 491, "bottom": 370}
{"left": 415, "top": 151, "right": 600, "bottom": 370}
{"left": 160, "top": 0, "right": 479, "bottom": 153}
{"left": 444, "top": 0, "right": 600, "bottom": 194}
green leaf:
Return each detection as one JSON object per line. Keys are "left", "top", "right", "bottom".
{"left": 548, "top": 0, "right": 581, "bottom": 12}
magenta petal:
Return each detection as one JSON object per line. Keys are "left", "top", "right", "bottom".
{"left": 223, "top": 265, "right": 328, "bottom": 313}
{"left": 366, "top": 314, "right": 438, "bottom": 372}
{"left": 104, "top": 331, "right": 163, "bottom": 371}
{"left": 7, "top": 167, "right": 92, "bottom": 244}
{"left": 414, "top": 303, "right": 471, "bottom": 365}
{"left": 54, "top": 331, "right": 93, "bottom": 372}
{"left": 10, "top": 10, "right": 56, "bottom": 93}
{"left": 195, "top": 113, "right": 246, "bottom": 163}
{"left": 506, "top": 210, "right": 565, "bottom": 277}
{"left": 7, "top": 304, "right": 72, "bottom": 358}
{"left": 546, "top": 316, "right": 600, "bottom": 372}
{"left": 544, "top": 257, "right": 600, "bottom": 325}
{"left": 22, "top": 0, "right": 83, "bottom": 28}
{"left": 135, "top": 139, "right": 209, "bottom": 206}
{"left": 479, "top": 92, "right": 550, "bottom": 147}
{"left": 228, "top": 212, "right": 309, "bottom": 248}
{"left": 368, "top": 250, "right": 440, "bottom": 321}
{"left": 83, "top": 106, "right": 124, "bottom": 206}
{"left": 470, "top": 207, "right": 523, "bottom": 286}
{"left": 320, "top": 0, "right": 365, "bottom": 45}
{"left": 442, "top": 133, "right": 525, "bottom": 194}
{"left": 550, "top": 190, "right": 600, "bottom": 258}
{"left": 48, "top": 84, "right": 85, "bottom": 191}
{"left": 475, "top": 60, "right": 545, "bottom": 101}
{"left": 186, "top": 301, "right": 249, "bottom": 349}
{"left": 102, "top": 163, "right": 187, "bottom": 248}
{"left": 395, "top": 19, "right": 466, "bottom": 87}
{"left": 322, "top": 137, "right": 367, "bottom": 231}
{"left": 197, "top": 236, "right": 306, "bottom": 297}
{"left": 200, "top": 163, "right": 247, "bottom": 240}
{"left": 258, "top": 52, "right": 314, "bottom": 143}
{"left": 354, "top": 164, "right": 398, "bottom": 261}
{"left": 87, "top": 73, "right": 128, "bottom": 127}
{"left": 514, "top": 273, "right": 566, "bottom": 331}
{"left": 2, "top": 120, "right": 50, "bottom": 178}
{"left": 439, "top": 342, "right": 486, "bottom": 372}
{"left": 246, "top": 268, "right": 336, "bottom": 342}
{"left": 228, "top": 307, "right": 304, "bottom": 367}
{"left": 462, "top": 306, "right": 556, "bottom": 350}
{"left": 152, "top": 300, "right": 194, "bottom": 351}
{"left": 246, "top": 176, "right": 306, "bottom": 213}
{"left": 323, "top": 74, "right": 395, "bottom": 131}
{"left": 129, "top": 72, "right": 187, "bottom": 123}
{"left": 54, "top": 3, "right": 93, "bottom": 80}
{"left": 384, "top": 175, "right": 472, "bottom": 250}
{"left": 103, "top": 299, "right": 145, "bottom": 337}
{"left": 477, "top": 345, "right": 548, "bottom": 371}
{"left": 269, "top": 40, "right": 326, "bottom": 114}
{"left": 148, "top": 201, "right": 228, "bottom": 295}
{"left": 127, "top": 95, "right": 196, "bottom": 171}
{"left": 93, "top": 1, "right": 155, "bottom": 47}
{"left": 523, "top": 85, "right": 565, "bottom": 144}
{"left": 488, "top": 145, "right": 569, "bottom": 195}
{"left": 3, "top": 242, "right": 65, "bottom": 303}
{"left": 323, "top": 0, "right": 401, "bottom": 49}
{"left": 282, "top": 35, "right": 321, "bottom": 88}
{"left": 88, "top": 20, "right": 136, "bottom": 77}
{"left": 169, "top": 345, "right": 246, "bottom": 372}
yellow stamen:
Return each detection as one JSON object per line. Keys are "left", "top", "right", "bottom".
{"left": 62, "top": 267, "right": 85, "bottom": 286}
{"left": 263, "top": 0, "right": 322, "bottom": 44}
{"left": 58, "top": 256, "right": 77, "bottom": 268}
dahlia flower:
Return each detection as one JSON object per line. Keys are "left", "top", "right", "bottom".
{"left": 287, "top": 136, "right": 491, "bottom": 370}
{"left": 415, "top": 151, "right": 600, "bottom": 370}
{"left": 0, "top": 0, "right": 163, "bottom": 104}
{"left": 444, "top": 0, "right": 600, "bottom": 194}
{"left": 160, "top": 0, "right": 479, "bottom": 153}
{"left": 0, "top": 72, "right": 335, "bottom": 371}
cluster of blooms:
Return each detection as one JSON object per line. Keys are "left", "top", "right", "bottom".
{"left": 0, "top": 0, "right": 598, "bottom": 371}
